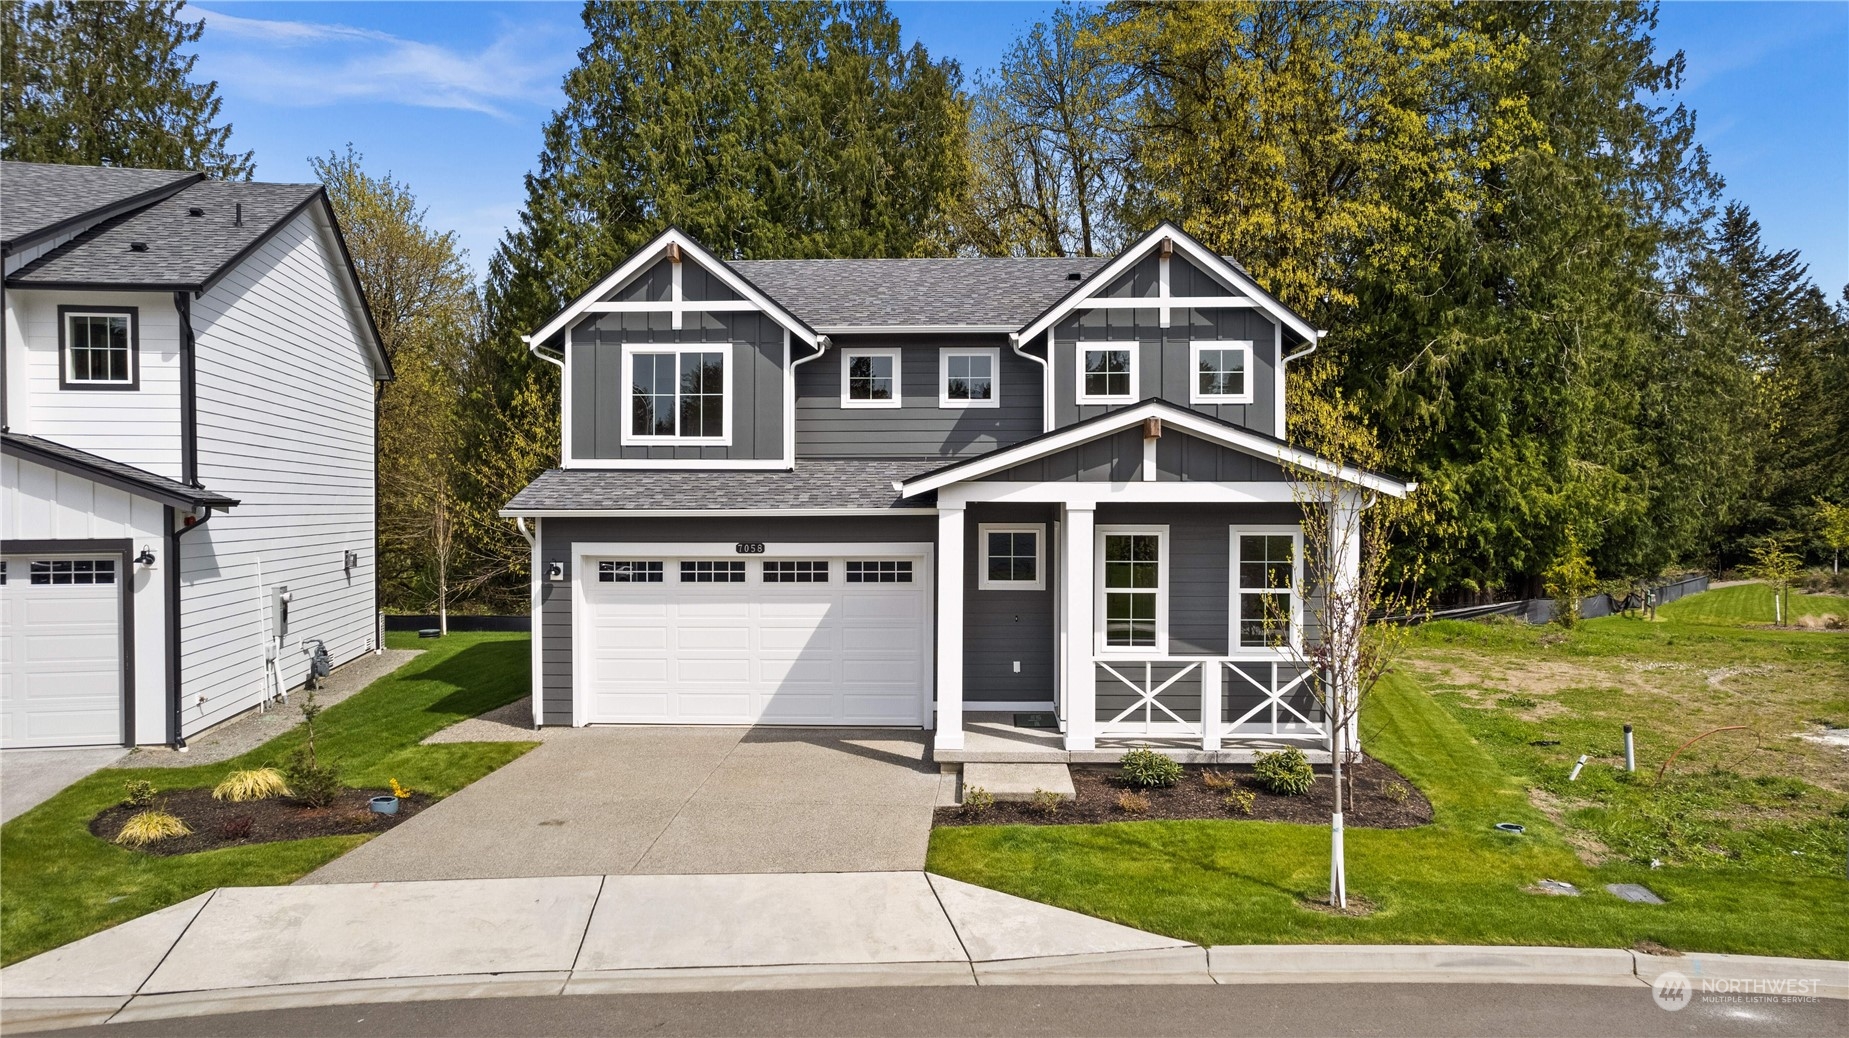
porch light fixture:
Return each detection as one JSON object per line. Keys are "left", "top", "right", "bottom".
{"left": 547, "top": 561, "right": 565, "bottom": 582}
{"left": 134, "top": 546, "right": 156, "bottom": 566}
{"left": 344, "top": 550, "right": 359, "bottom": 573}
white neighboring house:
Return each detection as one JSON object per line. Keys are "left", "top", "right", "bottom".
{"left": 1, "top": 161, "right": 390, "bottom": 749}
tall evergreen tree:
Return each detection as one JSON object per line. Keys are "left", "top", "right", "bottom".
{"left": 2, "top": 0, "right": 252, "bottom": 177}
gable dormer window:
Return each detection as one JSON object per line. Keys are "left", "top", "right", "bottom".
{"left": 623, "top": 344, "right": 729, "bottom": 445}
{"left": 939, "top": 347, "right": 999, "bottom": 409}
{"left": 841, "top": 347, "right": 901, "bottom": 408}
{"left": 1076, "top": 342, "right": 1138, "bottom": 404}
{"left": 59, "top": 306, "right": 138, "bottom": 389}
{"left": 1191, "top": 340, "right": 1254, "bottom": 404}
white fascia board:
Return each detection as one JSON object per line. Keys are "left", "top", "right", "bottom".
{"left": 524, "top": 227, "right": 817, "bottom": 347}
{"left": 573, "top": 540, "right": 933, "bottom": 557}
{"left": 499, "top": 507, "right": 940, "bottom": 518}
{"left": 816, "top": 324, "right": 1017, "bottom": 335}
{"left": 941, "top": 481, "right": 1301, "bottom": 507}
{"left": 1015, "top": 222, "right": 1317, "bottom": 345}
{"left": 900, "top": 400, "right": 1413, "bottom": 498}
{"left": 559, "top": 458, "right": 791, "bottom": 471}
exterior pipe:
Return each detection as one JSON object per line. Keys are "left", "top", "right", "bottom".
{"left": 174, "top": 292, "right": 199, "bottom": 485}
{"left": 522, "top": 334, "right": 565, "bottom": 370}
{"left": 1007, "top": 332, "right": 1052, "bottom": 433}
{"left": 166, "top": 507, "right": 215, "bottom": 749}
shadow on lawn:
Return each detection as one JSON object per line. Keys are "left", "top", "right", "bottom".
{"left": 404, "top": 640, "right": 531, "bottom": 721}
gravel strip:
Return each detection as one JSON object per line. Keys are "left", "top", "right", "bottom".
{"left": 112, "top": 649, "right": 423, "bottom": 769}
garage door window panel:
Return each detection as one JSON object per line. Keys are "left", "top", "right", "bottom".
{"left": 846, "top": 560, "right": 912, "bottom": 583}
{"left": 681, "top": 560, "right": 746, "bottom": 583}
{"left": 764, "top": 560, "right": 829, "bottom": 583}
{"left": 30, "top": 559, "right": 116, "bottom": 585}
{"left": 600, "top": 560, "right": 663, "bottom": 583}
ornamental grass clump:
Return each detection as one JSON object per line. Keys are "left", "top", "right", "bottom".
{"left": 1116, "top": 790, "right": 1151, "bottom": 814}
{"left": 115, "top": 810, "right": 191, "bottom": 848}
{"left": 1120, "top": 748, "right": 1182, "bottom": 788}
{"left": 212, "top": 767, "right": 290, "bottom": 802}
{"left": 1253, "top": 747, "right": 1315, "bottom": 796}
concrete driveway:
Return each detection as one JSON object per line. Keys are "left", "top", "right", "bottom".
{"left": 1, "top": 747, "right": 129, "bottom": 823}
{"left": 301, "top": 726, "right": 949, "bottom": 883}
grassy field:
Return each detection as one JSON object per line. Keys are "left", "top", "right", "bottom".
{"left": 928, "top": 585, "right": 1849, "bottom": 957}
{"left": 1660, "top": 582, "right": 1846, "bottom": 627}
{"left": 0, "top": 632, "right": 535, "bottom": 967}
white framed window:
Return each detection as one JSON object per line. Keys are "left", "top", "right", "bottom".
{"left": 28, "top": 559, "right": 116, "bottom": 586}
{"left": 1095, "top": 526, "right": 1167, "bottom": 653}
{"left": 939, "top": 347, "right": 1000, "bottom": 408}
{"left": 841, "top": 347, "right": 902, "bottom": 408}
{"left": 622, "top": 344, "right": 730, "bottom": 445}
{"left": 1231, "top": 527, "right": 1302, "bottom": 651}
{"left": 59, "top": 307, "right": 137, "bottom": 389}
{"left": 1191, "top": 340, "right": 1254, "bottom": 404}
{"left": 978, "top": 523, "right": 1044, "bottom": 590}
{"left": 1075, "top": 341, "right": 1139, "bottom": 404}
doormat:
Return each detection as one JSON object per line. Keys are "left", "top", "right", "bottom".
{"left": 1013, "top": 712, "right": 1058, "bottom": 729}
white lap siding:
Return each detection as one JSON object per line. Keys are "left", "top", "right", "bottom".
{"left": 178, "top": 209, "right": 377, "bottom": 736}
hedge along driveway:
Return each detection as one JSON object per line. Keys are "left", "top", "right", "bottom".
{"left": 0, "top": 633, "right": 536, "bottom": 966}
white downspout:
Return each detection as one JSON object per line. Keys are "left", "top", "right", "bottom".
{"left": 516, "top": 516, "right": 541, "bottom": 730}
{"left": 1275, "top": 328, "right": 1326, "bottom": 440}
{"left": 788, "top": 335, "right": 833, "bottom": 462}
{"left": 1008, "top": 331, "right": 1052, "bottom": 433}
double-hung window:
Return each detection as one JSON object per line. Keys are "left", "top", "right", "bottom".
{"left": 978, "top": 523, "right": 1043, "bottom": 590}
{"left": 841, "top": 347, "right": 901, "bottom": 408}
{"left": 940, "top": 347, "right": 998, "bottom": 408}
{"left": 59, "top": 307, "right": 137, "bottom": 389}
{"left": 1098, "top": 527, "right": 1165, "bottom": 652}
{"left": 625, "top": 345, "right": 728, "bottom": 444}
{"left": 1076, "top": 342, "right": 1138, "bottom": 404}
{"left": 1191, "top": 340, "right": 1253, "bottom": 404}
{"left": 1234, "top": 529, "right": 1300, "bottom": 649}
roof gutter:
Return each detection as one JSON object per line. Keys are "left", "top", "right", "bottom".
{"left": 523, "top": 333, "right": 565, "bottom": 370}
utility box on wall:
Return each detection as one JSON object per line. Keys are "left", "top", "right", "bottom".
{"left": 271, "top": 585, "right": 292, "bottom": 642}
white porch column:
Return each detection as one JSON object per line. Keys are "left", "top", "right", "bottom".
{"left": 1063, "top": 504, "right": 1096, "bottom": 751}
{"left": 1329, "top": 490, "right": 1364, "bottom": 753}
{"left": 934, "top": 504, "right": 966, "bottom": 751}
{"left": 1200, "top": 659, "right": 1221, "bottom": 751}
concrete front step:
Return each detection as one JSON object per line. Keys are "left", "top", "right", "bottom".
{"left": 960, "top": 762, "right": 1075, "bottom": 802}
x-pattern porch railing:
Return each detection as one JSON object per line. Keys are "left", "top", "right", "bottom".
{"left": 1091, "top": 655, "right": 1327, "bottom": 750}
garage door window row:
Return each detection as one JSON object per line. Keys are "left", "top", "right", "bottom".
{"left": 594, "top": 558, "right": 915, "bottom": 585}
{"left": 28, "top": 559, "right": 116, "bottom": 586}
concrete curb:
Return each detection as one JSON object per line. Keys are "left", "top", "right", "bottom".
{"left": 1633, "top": 952, "right": 1849, "bottom": 1001}
{"left": 1208, "top": 944, "right": 1641, "bottom": 987}
{"left": 564, "top": 962, "right": 976, "bottom": 994}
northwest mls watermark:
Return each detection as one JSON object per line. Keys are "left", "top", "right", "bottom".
{"left": 1651, "top": 970, "right": 1824, "bottom": 1011}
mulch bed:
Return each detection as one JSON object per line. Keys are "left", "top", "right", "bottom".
{"left": 934, "top": 756, "right": 1432, "bottom": 829}
{"left": 90, "top": 787, "right": 432, "bottom": 856}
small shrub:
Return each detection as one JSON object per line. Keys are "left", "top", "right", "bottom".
{"left": 1201, "top": 769, "right": 1236, "bottom": 790}
{"left": 962, "top": 785, "right": 996, "bottom": 817}
{"left": 217, "top": 814, "right": 255, "bottom": 840}
{"left": 1120, "top": 748, "right": 1182, "bottom": 788}
{"left": 283, "top": 748, "right": 343, "bottom": 809}
{"left": 1253, "top": 747, "right": 1315, "bottom": 796}
{"left": 213, "top": 767, "right": 290, "bottom": 802}
{"left": 115, "top": 810, "right": 191, "bottom": 847}
{"left": 1030, "top": 788, "right": 1063, "bottom": 815}
{"left": 121, "top": 779, "right": 156, "bottom": 808}
{"left": 1382, "top": 781, "right": 1411, "bottom": 805}
{"left": 1223, "top": 788, "right": 1256, "bottom": 815}
{"left": 1116, "top": 790, "right": 1151, "bottom": 814}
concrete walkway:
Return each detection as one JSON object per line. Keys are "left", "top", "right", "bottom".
{"left": 5, "top": 872, "right": 1841, "bottom": 1033}
{"left": 301, "top": 726, "right": 952, "bottom": 883}
{"left": 0, "top": 746, "right": 128, "bottom": 823}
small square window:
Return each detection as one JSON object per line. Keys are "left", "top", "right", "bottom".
{"left": 979, "top": 524, "right": 1044, "bottom": 590}
{"left": 940, "top": 348, "right": 998, "bottom": 408}
{"left": 764, "top": 560, "right": 829, "bottom": 583}
{"left": 61, "top": 308, "right": 137, "bottom": 388}
{"left": 845, "top": 560, "right": 912, "bottom": 583}
{"left": 1078, "top": 344, "right": 1137, "bottom": 402}
{"left": 599, "top": 560, "right": 663, "bottom": 583}
{"left": 1191, "top": 341, "right": 1253, "bottom": 404}
{"left": 680, "top": 560, "right": 746, "bottom": 583}
{"left": 842, "top": 348, "right": 901, "bottom": 407}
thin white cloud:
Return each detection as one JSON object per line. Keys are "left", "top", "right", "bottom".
{"left": 194, "top": 7, "right": 571, "bottom": 118}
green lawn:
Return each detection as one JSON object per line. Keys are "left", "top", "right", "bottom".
{"left": 1660, "top": 582, "right": 1847, "bottom": 627}
{"left": 0, "top": 632, "right": 536, "bottom": 966}
{"left": 928, "top": 588, "right": 1849, "bottom": 958}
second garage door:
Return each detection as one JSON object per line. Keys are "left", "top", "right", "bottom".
{"left": 578, "top": 550, "right": 931, "bottom": 726}
{"left": 0, "top": 555, "right": 126, "bottom": 748}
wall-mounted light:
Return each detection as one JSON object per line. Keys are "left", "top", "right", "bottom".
{"left": 547, "top": 561, "right": 565, "bottom": 582}
{"left": 134, "top": 546, "right": 156, "bottom": 566}
{"left": 344, "top": 550, "right": 359, "bottom": 573}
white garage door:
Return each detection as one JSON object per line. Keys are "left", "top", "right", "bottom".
{"left": 0, "top": 555, "right": 125, "bottom": 748}
{"left": 579, "top": 550, "right": 930, "bottom": 726}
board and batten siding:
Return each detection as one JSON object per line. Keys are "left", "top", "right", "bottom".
{"left": 536, "top": 514, "right": 937, "bottom": 725}
{"left": 1051, "top": 306, "right": 1279, "bottom": 434}
{"left": 5, "top": 288, "right": 183, "bottom": 480}
{"left": 961, "top": 502, "right": 1057, "bottom": 704}
{"left": 178, "top": 207, "right": 378, "bottom": 738}
{"left": 568, "top": 311, "right": 784, "bottom": 463}
{"left": 795, "top": 335, "right": 1043, "bottom": 458}
{"left": 1, "top": 454, "right": 169, "bottom": 743}
{"left": 983, "top": 427, "right": 1292, "bottom": 484}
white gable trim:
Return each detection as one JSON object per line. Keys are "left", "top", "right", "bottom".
{"left": 523, "top": 227, "right": 818, "bottom": 348}
{"left": 1015, "top": 222, "right": 1317, "bottom": 345}
{"left": 897, "top": 400, "right": 1414, "bottom": 498}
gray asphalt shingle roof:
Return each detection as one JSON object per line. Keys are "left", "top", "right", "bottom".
{"left": 2, "top": 432, "right": 238, "bottom": 511}
{"left": 7, "top": 177, "right": 321, "bottom": 289}
{"left": 729, "top": 256, "right": 1110, "bottom": 329}
{"left": 1, "top": 161, "right": 199, "bottom": 251}
{"left": 502, "top": 458, "right": 940, "bottom": 514}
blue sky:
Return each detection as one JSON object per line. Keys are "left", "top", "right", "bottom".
{"left": 190, "top": 2, "right": 1848, "bottom": 292}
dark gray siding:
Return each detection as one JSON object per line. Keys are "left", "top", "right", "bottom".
{"left": 569, "top": 310, "right": 784, "bottom": 462}
{"left": 1098, "top": 253, "right": 1241, "bottom": 299}
{"left": 1051, "top": 306, "right": 1279, "bottom": 434}
{"left": 1095, "top": 503, "right": 1299, "bottom": 656}
{"left": 536, "top": 515, "right": 936, "bottom": 724}
{"left": 963, "top": 503, "right": 1057, "bottom": 703}
{"left": 795, "top": 334, "right": 1043, "bottom": 458}
{"left": 607, "top": 258, "right": 742, "bottom": 302}
{"left": 982, "top": 428, "right": 1290, "bottom": 483}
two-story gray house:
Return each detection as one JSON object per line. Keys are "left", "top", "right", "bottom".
{"left": 501, "top": 224, "right": 1412, "bottom": 761}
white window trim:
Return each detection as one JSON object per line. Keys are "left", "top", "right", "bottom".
{"left": 1190, "top": 340, "right": 1255, "bottom": 405}
{"left": 977, "top": 522, "right": 1045, "bottom": 591}
{"left": 840, "top": 346, "right": 902, "bottom": 409}
{"left": 1229, "top": 525, "right": 1304, "bottom": 654}
{"left": 618, "top": 342, "right": 734, "bottom": 447}
{"left": 1075, "top": 341, "right": 1140, "bottom": 405}
{"left": 62, "top": 310, "right": 136, "bottom": 386}
{"left": 1094, "top": 525, "right": 1168, "bottom": 655}
{"left": 939, "top": 346, "right": 1001, "bottom": 409}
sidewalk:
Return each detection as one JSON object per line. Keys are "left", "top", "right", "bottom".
{"left": 3, "top": 872, "right": 1843, "bottom": 1033}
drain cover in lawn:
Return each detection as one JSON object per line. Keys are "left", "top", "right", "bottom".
{"left": 1013, "top": 712, "right": 1058, "bottom": 729}
{"left": 1606, "top": 883, "right": 1666, "bottom": 904}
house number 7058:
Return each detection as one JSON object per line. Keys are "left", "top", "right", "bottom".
{"left": 734, "top": 542, "right": 766, "bottom": 554}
